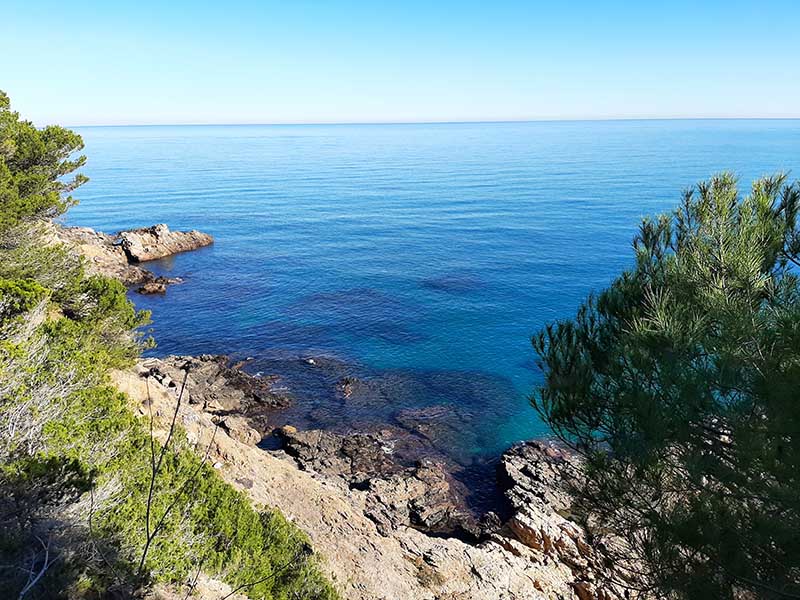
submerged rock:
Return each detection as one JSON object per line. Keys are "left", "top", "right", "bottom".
{"left": 119, "top": 223, "right": 213, "bottom": 262}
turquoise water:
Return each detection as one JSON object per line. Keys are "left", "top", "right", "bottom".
{"left": 67, "top": 120, "right": 800, "bottom": 462}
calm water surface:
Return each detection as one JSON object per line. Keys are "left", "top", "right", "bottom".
{"left": 66, "top": 120, "right": 800, "bottom": 463}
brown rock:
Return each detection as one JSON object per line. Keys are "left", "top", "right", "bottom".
{"left": 137, "top": 280, "right": 168, "bottom": 294}
{"left": 218, "top": 415, "right": 262, "bottom": 445}
{"left": 499, "top": 441, "right": 627, "bottom": 598}
{"left": 120, "top": 223, "right": 213, "bottom": 262}
{"left": 136, "top": 275, "right": 183, "bottom": 295}
{"left": 573, "top": 581, "right": 594, "bottom": 600}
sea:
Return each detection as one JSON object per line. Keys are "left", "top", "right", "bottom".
{"left": 66, "top": 119, "right": 800, "bottom": 480}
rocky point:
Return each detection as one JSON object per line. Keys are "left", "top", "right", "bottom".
{"left": 54, "top": 222, "right": 212, "bottom": 293}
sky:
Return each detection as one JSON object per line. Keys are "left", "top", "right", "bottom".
{"left": 2, "top": 0, "right": 800, "bottom": 126}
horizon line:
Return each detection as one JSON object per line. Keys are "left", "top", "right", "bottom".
{"left": 66, "top": 116, "right": 800, "bottom": 128}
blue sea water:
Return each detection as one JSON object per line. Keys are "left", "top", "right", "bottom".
{"left": 66, "top": 120, "right": 800, "bottom": 464}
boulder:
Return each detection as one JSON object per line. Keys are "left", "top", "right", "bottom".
{"left": 218, "top": 415, "right": 262, "bottom": 445}
{"left": 119, "top": 223, "right": 213, "bottom": 262}
{"left": 136, "top": 279, "right": 165, "bottom": 294}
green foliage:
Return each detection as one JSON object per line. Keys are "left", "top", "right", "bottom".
{"left": 66, "top": 275, "right": 145, "bottom": 327}
{"left": 0, "top": 91, "right": 87, "bottom": 230}
{"left": 533, "top": 173, "right": 800, "bottom": 598}
{"left": 97, "top": 427, "right": 337, "bottom": 599}
{"left": 0, "top": 278, "right": 47, "bottom": 319}
{"left": 0, "top": 224, "right": 85, "bottom": 296}
{"left": 42, "top": 386, "right": 137, "bottom": 463}
{"left": 0, "top": 90, "right": 338, "bottom": 599}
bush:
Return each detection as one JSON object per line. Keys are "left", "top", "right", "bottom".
{"left": 0, "top": 278, "right": 47, "bottom": 319}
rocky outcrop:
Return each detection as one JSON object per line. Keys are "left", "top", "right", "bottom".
{"left": 55, "top": 225, "right": 150, "bottom": 285}
{"left": 112, "top": 361, "right": 572, "bottom": 599}
{"left": 54, "top": 223, "right": 212, "bottom": 293}
{"left": 142, "top": 354, "right": 291, "bottom": 418}
{"left": 277, "top": 426, "right": 489, "bottom": 540}
{"left": 499, "top": 441, "right": 623, "bottom": 600}
{"left": 112, "top": 356, "right": 627, "bottom": 600}
{"left": 118, "top": 223, "right": 213, "bottom": 262}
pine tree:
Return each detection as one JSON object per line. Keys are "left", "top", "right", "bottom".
{"left": 533, "top": 174, "right": 800, "bottom": 598}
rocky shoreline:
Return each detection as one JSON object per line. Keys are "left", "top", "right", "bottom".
{"left": 55, "top": 222, "right": 212, "bottom": 293}
{"left": 116, "top": 355, "right": 622, "bottom": 600}
{"left": 60, "top": 222, "right": 623, "bottom": 599}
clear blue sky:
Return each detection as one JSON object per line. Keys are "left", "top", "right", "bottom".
{"left": 3, "top": 0, "right": 799, "bottom": 125}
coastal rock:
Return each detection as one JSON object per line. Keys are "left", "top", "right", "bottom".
{"left": 137, "top": 280, "right": 167, "bottom": 294}
{"left": 136, "top": 275, "right": 182, "bottom": 294}
{"left": 499, "top": 441, "right": 623, "bottom": 598}
{"left": 278, "top": 426, "right": 491, "bottom": 540}
{"left": 217, "top": 415, "right": 262, "bottom": 445}
{"left": 119, "top": 223, "right": 213, "bottom": 262}
{"left": 113, "top": 357, "right": 627, "bottom": 600}
{"left": 55, "top": 225, "right": 151, "bottom": 285}
{"left": 362, "top": 459, "right": 491, "bottom": 540}
{"left": 277, "top": 427, "right": 404, "bottom": 483}
{"left": 55, "top": 223, "right": 212, "bottom": 291}
{"left": 142, "top": 354, "right": 291, "bottom": 419}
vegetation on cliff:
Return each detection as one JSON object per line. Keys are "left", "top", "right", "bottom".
{"left": 534, "top": 174, "right": 800, "bottom": 598}
{"left": 0, "top": 90, "right": 337, "bottom": 598}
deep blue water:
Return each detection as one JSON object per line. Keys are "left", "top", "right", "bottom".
{"left": 66, "top": 120, "right": 800, "bottom": 463}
